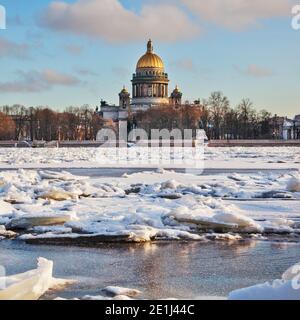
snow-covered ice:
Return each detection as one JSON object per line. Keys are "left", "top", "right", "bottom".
{"left": 0, "top": 146, "right": 299, "bottom": 170}
{"left": 229, "top": 261, "right": 300, "bottom": 300}
{"left": 102, "top": 286, "right": 142, "bottom": 297}
{"left": 0, "top": 167, "right": 299, "bottom": 244}
{"left": 0, "top": 257, "right": 73, "bottom": 300}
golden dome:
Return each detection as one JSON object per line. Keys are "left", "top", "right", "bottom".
{"left": 136, "top": 40, "right": 164, "bottom": 70}
{"left": 173, "top": 85, "right": 180, "bottom": 92}
{"left": 120, "top": 85, "right": 129, "bottom": 94}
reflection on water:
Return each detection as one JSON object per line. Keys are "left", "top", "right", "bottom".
{"left": 0, "top": 240, "right": 300, "bottom": 299}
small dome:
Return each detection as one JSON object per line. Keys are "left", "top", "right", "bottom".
{"left": 173, "top": 85, "right": 181, "bottom": 93}
{"left": 136, "top": 40, "right": 164, "bottom": 70}
{"left": 119, "top": 86, "right": 129, "bottom": 96}
{"left": 120, "top": 86, "right": 128, "bottom": 93}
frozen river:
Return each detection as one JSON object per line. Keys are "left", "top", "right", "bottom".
{"left": 1, "top": 240, "right": 300, "bottom": 299}
{"left": 0, "top": 146, "right": 299, "bottom": 299}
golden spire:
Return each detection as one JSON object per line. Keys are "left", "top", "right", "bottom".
{"left": 147, "top": 39, "right": 153, "bottom": 53}
{"left": 136, "top": 39, "right": 164, "bottom": 69}
{"left": 120, "top": 85, "right": 128, "bottom": 94}
{"left": 174, "top": 85, "right": 180, "bottom": 92}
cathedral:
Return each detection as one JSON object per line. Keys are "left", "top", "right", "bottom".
{"left": 98, "top": 40, "right": 183, "bottom": 124}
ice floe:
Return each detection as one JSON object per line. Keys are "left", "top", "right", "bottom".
{"left": 0, "top": 258, "right": 73, "bottom": 300}
{"left": 286, "top": 175, "right": 300, "bottom": 192}
{"left": 0, "top": 225, "right": 16, "bottom": 239}
{"left": 0, "top": 146, "right": 299, "bottom": 169}
{"left": 102, "top": 286, "right": 142, "bottom": 297}
{"left": 0, "top": 169, "right": 299, "bottom": 244}
{"left": 229, "top": 261, "right": 300, "bottom": 300}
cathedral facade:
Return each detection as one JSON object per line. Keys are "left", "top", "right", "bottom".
{"left": 99, "top": 40, "right": 183, "bottom": 123}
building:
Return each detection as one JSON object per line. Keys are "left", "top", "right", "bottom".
{"left": 283, "top": 115, "right": 300, "bottom": 140}
{"left": 98, "top": 40, "right": 183, "bottom": 126}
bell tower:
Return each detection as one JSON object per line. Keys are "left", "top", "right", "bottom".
{"left": 170, "top": 85, "right": 182, "bottom": 106}
{"left": 119, "top": 86, "right": 130, "bottom": 110}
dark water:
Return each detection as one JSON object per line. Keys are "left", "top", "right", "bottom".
{"left": 1, "top": 240, "right": 300, "bottom": 299}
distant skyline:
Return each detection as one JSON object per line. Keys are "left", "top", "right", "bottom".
{"left": 0, "top": 0, "right": 299, "bottom": 117}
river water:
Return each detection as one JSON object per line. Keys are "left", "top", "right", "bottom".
{"left": 1, "top": 239, "right": 300, "bottom": 299}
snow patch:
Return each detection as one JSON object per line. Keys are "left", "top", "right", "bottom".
{"left": 287, "top": 175, "right": 300, "bottom": 192}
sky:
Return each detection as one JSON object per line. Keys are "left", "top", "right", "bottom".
{"left": 0, "top": 0, "right": 299, "bottom": 116}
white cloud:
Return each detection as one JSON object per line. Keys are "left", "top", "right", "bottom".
{"left": 0, "top": 37, "right": 29, "bottom": 59}
{"left": 75, "top": 68, "right": 98, "bottom": 76}
{"left": 235, "top": 64, "right": 274, "bottom": 78}
{"left": 41, "top": 69, "right": 80, "bottom": 85}
{"left": 38, "top": 0, "right": 199, "bottom": 42}
{"left": 64, "top": 44, "right": 83, "bottom": 55}
{"left": 0, "top": 69, "right": 80, "bottom": 93}
{"left": 172, "top": 58, "right": 196, "bottom": 72}
{"left": 181, "top": 0, "right": 293, "bottom": 30}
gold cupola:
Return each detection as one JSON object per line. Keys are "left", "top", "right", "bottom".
{"left": 136, "top": 40, "right": 164, "bottom": 70}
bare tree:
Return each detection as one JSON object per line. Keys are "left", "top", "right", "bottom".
{"left": 0, "top": 112, "right": 16, "bottom": 140}
{"left": 207, "top": 92, "right": 230, "bottom": 139}
{"left": 237, "top": 99, "right": 255, "bottom": 139}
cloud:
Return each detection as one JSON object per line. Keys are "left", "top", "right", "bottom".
{"left": 171, "top": 58, "right": 196, "bottom": 72}
{"left": 181, "top": 0, "right": 292, "bottom": 30}
{"left": 41, "top": 69, "right": 80, "bottom": 85}
{"left": 38, "top": 0, "right": 199, "bottom": 42}
{"left": 75, "top": 68, "right": 98, "bottom": 76}
{"left": 64, "top": 44, "right": 83, "bottom": 55}
{"left": 0, "top": 69, "right": 80, "bottom": 93}
{"left": 0, "top": 37, "right": 29, "bottom": 59}
{"left": 235, "top": 64, "right": 274, "bottom": 78}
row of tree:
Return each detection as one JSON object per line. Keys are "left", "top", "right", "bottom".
{"left": 0, "top": 92, "right": 280, "bottom": 141}
{"left": 134, "top": 92, "right": 278, "bottom": 140}
{"left": 0, "top": 105, "right": 103, "bottom": 141}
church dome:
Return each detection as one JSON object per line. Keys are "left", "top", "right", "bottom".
{"left": 136, "top": 40, "right": 164, "bottom": 70}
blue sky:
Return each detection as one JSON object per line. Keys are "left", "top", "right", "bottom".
{"left": 0, "top": 0, "right": 299, "bottom": 116}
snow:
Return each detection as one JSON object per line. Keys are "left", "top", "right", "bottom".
{"left": 81, "top": 294, "right": 133, "bottom": 300}
{"left": 229, "top": 262, "right": 300, "bottom": 300}
{"left": 0, "top": 146, "right": 299, "bottom": 170}
{"left": 0, "top": 168, "right": 299, "bottom": 243}
{"left": 0, "top": 146, "right": 299, "bottom": 244}
{"left": 102, "top": 286, "right": 142, "bottom": 297}
{"left": 0, "top": 146, "right": 299, "bottom": 300}
{"left": 230, "top": 280, "right": 300, "bottom": 300}
{"left": 0, "top": 258, "right": 73, "bottom": 300}
{"left": 0, "top": 200, "right": 15, "bottom": 216}
{"left": 286, "top": 175, "right": 300, "bottom": 192}
{"left": 0, "top": 225, "right": 16, "bottom": 239}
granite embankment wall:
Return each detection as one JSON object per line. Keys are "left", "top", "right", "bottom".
{"left": 0, "top": 140, "right": 300, "bottom": 148}
{"left": 208, "top": 140, "right": 300, "bottom": 147}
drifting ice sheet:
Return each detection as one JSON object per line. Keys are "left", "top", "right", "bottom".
{"left": 229, "top": 262, "right": 300, "bottom": 300}
{"left": 0, "top": 258, "right": 73, "bottom": 300}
